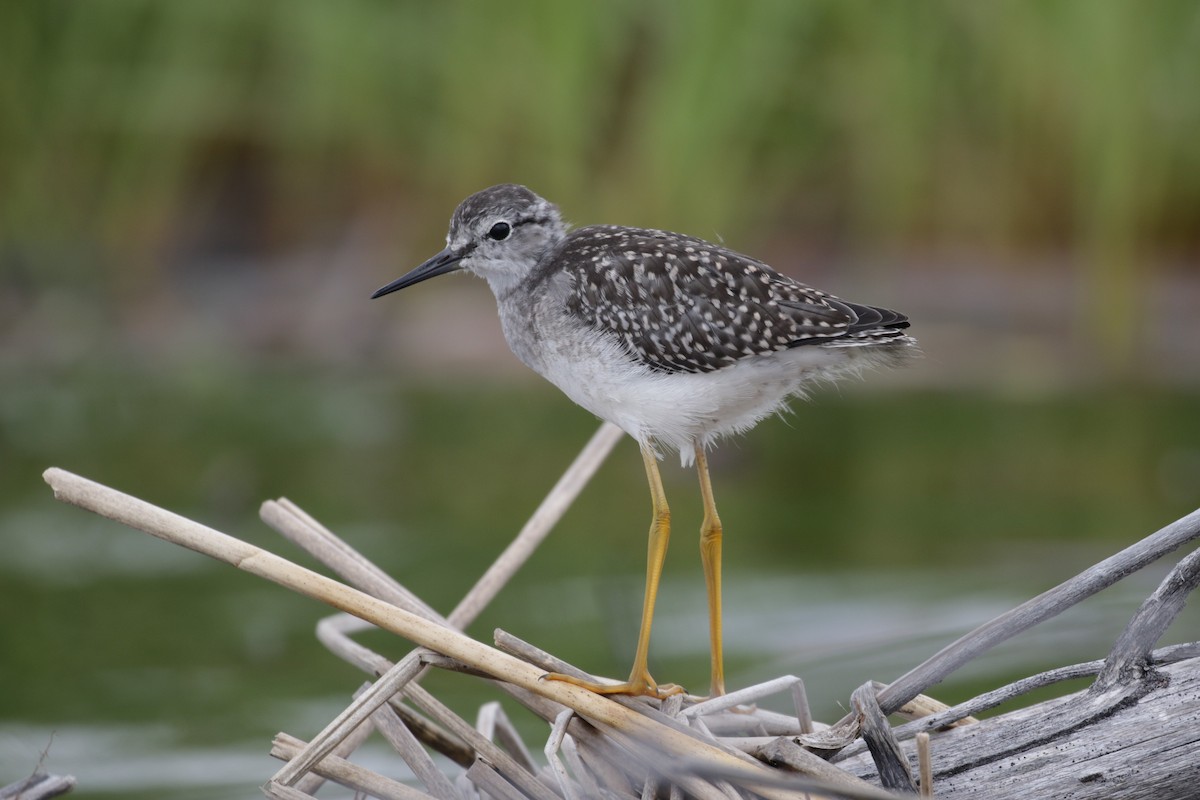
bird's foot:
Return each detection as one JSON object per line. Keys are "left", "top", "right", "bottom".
{"left": 541, "top": 670, "right": 685, "bottom": 699}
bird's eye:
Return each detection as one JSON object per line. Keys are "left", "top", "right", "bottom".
{"left": 487, "top": 221, "right": 512, "bottom": 241}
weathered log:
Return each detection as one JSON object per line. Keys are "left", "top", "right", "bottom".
{"left": 833, "top": 656, "right": 1200, "bottom": 798}
{"left": 0, "top": 774, "right": 76, "bottom": 800}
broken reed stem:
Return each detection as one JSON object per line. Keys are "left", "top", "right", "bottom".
{"left": 263, "top": 498, "right": 439, "bottom": 620}
{"left": 446, "top": 420, "right": 626, "bottom": 627}
{"left": 401, "top": 682, "right": 559, "bottom": 800}
{"left": 370, "top": 695, "right": 461, "bottom": 800}
{"left": 263, "top": 421, "right": 623, "bottom": 783}
{"left": 263, "top": 420, "right": 625, "bottom": 631}
{"left": 293, "top": 714, "right": 375, "bottom": 797}
{"left": 271, "top": 733, "right": 434, "bottom": 800}
{"left": 916, "top": 732, "right": 932, "bottom": 798}
{"left": 1093, "top": 544, "right": 1200, "bottom": 692}
{"left": 42, "top": 466, "right": 827, "bottom": 800}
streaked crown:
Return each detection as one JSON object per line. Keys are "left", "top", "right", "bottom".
{"left": 447, "top": 184, "right": 566, "bottom": 291}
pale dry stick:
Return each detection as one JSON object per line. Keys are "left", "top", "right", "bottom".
{"left": 267, "top": 421, "right": 624, "bottom": 783}
{"left": 317, "top": 618, "right": 557, "bottom": 792}
{"left": 712, "top": 737, "right": 775, "bottom": 753}
{"left": 273, "top": 475, "right": 470, "bottom": 783}
{"left": 494, "top": 628, "right": 625, "bottom": 690}
{"left": 317, "top": 613, "right": 393, "bottom": 672}
{"left": 700, "top": 710, "right": 808, "bottom": 737}
{"left": 464, "top": 761, "right": 529, "bottom": 800}
{"left": 682, "top": 676, "right": 804, "bottom": 719}
{"left": 495, "top": 626, "right": 831, "bottom": 795}
{"left": 915, "top": 733, "right": 932, "bottom": 798}
{"left": 545, "top": 710, "right": 583, "bottom": 800}
{"left": 263, "top": 498, "right": 438, "bottom": 619}
{"left": 262, "top": 781, "right": 314, "bottom": 800}
{"left": 681, "top": 718, "right": 743, "bottom": 800}
{"left": 454, "top": 773, "right": 478, "bottom": 800}
{"left": 316, "top": 616, "right": 477, "bottom": 769}
{"left": 314, "top": 613, "right": 486, "bottom": 767}
{"left": 674, "top": 755, "right": 905, "bottom": 800}
{"left": 293, "top": 714, "right": 375, "bottom": 796}
{"left": 402, "top": 683, "right": 559, "bottom": 800}
{"left": 815, "top": 506, "right": 1200, "bottom": 746}
{"left": 278, "top": 650, "right": 435, "bottom": 785}
{"left": 313, "top": 545, "right": 740, "bottom": 796}
{"left": 269, "top": 423, "right": 619, "bottom": 628}
{"left": 893, "top": 690, "right": 976, "bottom": 727}
{"left": 498, "top": 626, "right": 820, "bottom": 781}
{"left": 493, "top": 629, "right": 768, "bottom": 771}
{"left": 389, "top": 703, "right": 477, "bottom": 769}
{"left": 559, "top": 729, "right": 605, "bottom": 800}
{"left": 422, "top": 652, "right": 490, "bottom": 677}
{"left": 43, "top": 466, "right": 857, "bottom": 800}
{"left": 271, "top": 732, "right": 436, "bottom": 800}
{"left": 451, "top": 420, "right": 626, "bottom": 626}
{"left": 500, "top": 682, "right": 642, "bottom": 798}
{"left": 371, "top": 698, "right": 461, "bottom": 800}
{"left": 321, "top": 611, "right": 594, "bottom": 783}
{"left": 750, "top": 740, "right": 903, "bottom": 800}
{"left": 592, "top": 724, "right": 750, "bottom": 800}
{"left": 791, "top": 679, "right": 814, "bottom": 736}
{"left": 477, "top": 702, "right": 538, "bottom": 774}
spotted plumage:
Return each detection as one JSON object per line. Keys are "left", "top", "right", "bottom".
{"left": 560, "top": 224, "right": 910, "bottom": 374}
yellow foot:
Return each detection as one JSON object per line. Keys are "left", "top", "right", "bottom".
{"left": 542, "top": 671, "right": 685, "bottom": 699}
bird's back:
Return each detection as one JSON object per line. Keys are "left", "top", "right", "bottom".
{"left": 546, "top": 224, "right": 912, "bottom": 376}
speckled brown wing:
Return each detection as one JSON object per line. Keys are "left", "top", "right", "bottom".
{"left": 561, "top": 225, "right": 898, "bottom": 374}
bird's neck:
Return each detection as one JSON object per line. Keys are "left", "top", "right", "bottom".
{"left": 483, "top": 233, "right": 564, "bottom": 298}
{"left": 482, "top": 268, "right": 533, "bottom": 299}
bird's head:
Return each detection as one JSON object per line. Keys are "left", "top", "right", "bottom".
{"left": 371, "top": 184, "right": 565, "bottom": 299}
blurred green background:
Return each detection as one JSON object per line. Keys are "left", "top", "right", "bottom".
{"left": 3, "top": 2, "right": 1200, "bottom": 797}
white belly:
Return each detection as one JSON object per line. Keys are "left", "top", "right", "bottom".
{"left": 495, "top": 284, "right": 899, "bottom": 465}
{"left": 530, "top": 323, "right": 859, "bottom": 465}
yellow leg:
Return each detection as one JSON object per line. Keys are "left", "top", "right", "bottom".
{"left": 543, "top": 443, "right": 683, "bottom": 698}
{"left": 695, "top": 443, "right": 726, "bottom": 697}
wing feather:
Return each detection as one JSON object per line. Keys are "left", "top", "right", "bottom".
{"left": 562, "top": 225, "right": 905, "bottom": 373}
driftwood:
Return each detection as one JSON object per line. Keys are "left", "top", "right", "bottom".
{"left": 42, "top": 420, "right": 1200, "bottom": 799}
{"left": 0, "top": 774, "right": 76, "bottom": 800}
{"left": 838, "top": 656, "right": 1200, "bottom": 797}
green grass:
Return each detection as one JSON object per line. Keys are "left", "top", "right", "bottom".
{"left": 3, "top": 1, "right": 1199, "bottom": 372}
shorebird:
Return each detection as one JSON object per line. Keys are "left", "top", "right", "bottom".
{"left": 372, "top": 184, "right": 917, "bottom": 698}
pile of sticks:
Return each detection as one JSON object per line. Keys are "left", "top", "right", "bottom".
{"left": 43, "top": 422, "right": 1200, "bottom": 799}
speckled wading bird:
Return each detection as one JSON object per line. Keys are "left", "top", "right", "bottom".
{"left": 372, "top": 184, "right": 917, "bottom": 698}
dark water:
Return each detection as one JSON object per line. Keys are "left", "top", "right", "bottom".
{"left": 2, "top": 367, "right": 1198, "bottom": 797}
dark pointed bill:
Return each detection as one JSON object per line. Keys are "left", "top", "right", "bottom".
{"left": 371, "top": 247, "right": 467, "bottom": 299}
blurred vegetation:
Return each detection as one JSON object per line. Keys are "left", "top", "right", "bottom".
{"left": 2, "top": 1, "right": 1199, "bottom": 371}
